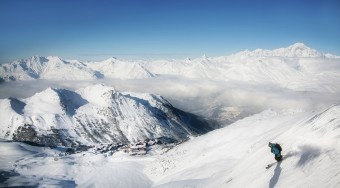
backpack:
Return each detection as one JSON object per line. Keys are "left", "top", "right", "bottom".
{"left": 276, "top": 143, "right": 282, "bottom": 152}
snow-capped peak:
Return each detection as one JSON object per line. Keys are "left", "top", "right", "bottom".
{"left": 103, "top": 57, "right": 118, "bottom": 63}
{"left": 46, "top": 56, "right": 64, "bottom": 62}
{"left": 288, "top": 42, "right": 307, "bottom": 48}
{"left": 85, "top": 58, "right": 155, "bottom": 79}
{"left": 0, "top": 84, "right": 216, "bottom": 146}
{"left": 232, "top": 43, "right": 324, "bottom": 58}
{"left": 184, "top": 57, "right": 192, "bottom": 62}
{"left": 0, "top": 56, "right": 103, "bottom": 81}
{"left": 77, "top": 84, "right": 116, "bottom": 106}
{"left": 275, "top": 42, "right": 322, "bottom": 57}
{"left": 28, "top": 55, "right": 48, "bottom": 63}
{"left": 23, "top": 87, "right": 65, "bottom": 115}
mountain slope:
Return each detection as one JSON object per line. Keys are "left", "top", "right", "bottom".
{"left": 1, "top": 43, "right": 338, "bottom": 83}
{"left": 0, "top": 84, "right": 216, "bottom": 147}
{"left": 0, "top": 43, "right": 339, "bottom": 126}
{"left": 146, "top": 104, "right": 340, "bottom": 187}
{"left": 230, "top": 43, "right": 323, "bottom": 58}
{"left": 85, "top": 57, "right": 156, "bottom": 79}
{"left": 1, "top": 104, "right": 339, "bottom": 187}
{"left": 0, "top": 56, "right": 156, "bottom": 81}
{"left": 0, "top": 56, "right": 101, "bottom": 81}
{"left": 140, "top": 43, "right": 340, "bottom": 92}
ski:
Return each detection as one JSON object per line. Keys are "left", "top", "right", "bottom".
{"left": 265, "top": 155, "right": 286, "bottom": 169}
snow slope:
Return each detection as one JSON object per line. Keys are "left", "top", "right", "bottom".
{"left": 0, "top": 56, "right": 101, "bottom": 81}
{"left": 0, "top": 56, "right": 155, "bottom": 81}
{"left": 0, "top": 140, "right": 153, "bottom": 187}
{"left": 0, "top": 84, "right": 215, "bottom": 147}
{"left": 86, "top": 57, "right": 156, "bottom": 79}
{"left": 1, "top": 104, "right": 339, "bottom": 187}
{"left": 146, "top": 105, "right": 340, "bottom": 188}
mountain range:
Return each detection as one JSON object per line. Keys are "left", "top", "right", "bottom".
{"left": 0, "top": 43, "right": 340, "bottom": 187}
{"left": 1, "top": 43, "right": 339, "bottom": 83}
{"left": 1, "top": 43, "right": 339, "bottom": 144}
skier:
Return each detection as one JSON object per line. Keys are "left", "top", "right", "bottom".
{"left": 268, "top": 142, "right": 282, "bottom": 162}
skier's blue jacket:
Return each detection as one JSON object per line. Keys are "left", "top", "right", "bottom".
{"left": 269, "top": 143, "right": 281, "bottom": 157}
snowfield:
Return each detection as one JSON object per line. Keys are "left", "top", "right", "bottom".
{"left": 1, "top": 105, "right": 339, "bottom": 187}
{"left": 1, "top": 43, "right": 340, "bottom": 187}
{"left": 148, "top": 106, "right": 340, "bottom": 188}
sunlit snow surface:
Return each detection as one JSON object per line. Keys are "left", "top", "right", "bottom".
{"left": 1, "top": 43, "right": 340, "bottom": 123}
{"left": 1, "top": 105, "right": 340, "bottom": 187}
{"left": 1, "top": 43, "right": 340, "bottom": 187}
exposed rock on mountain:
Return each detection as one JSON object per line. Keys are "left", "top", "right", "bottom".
{"left": 0, "top": 84, "right": 217, "bottom": 147}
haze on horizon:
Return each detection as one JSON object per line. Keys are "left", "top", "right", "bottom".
{"left": 0, "top": 0, "right": 340, "bottom": 63}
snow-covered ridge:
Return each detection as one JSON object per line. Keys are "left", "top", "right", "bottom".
{"left": 1, "top": 103, "right": 339, "bottom": 187}
{"left": 0, "top": 84, "right": 216, "bottom": 147}
{"left": 86, "top": 57, "right": 156, "bottom": 79}
{"left": 231, "top": 43, "right": 324, "bottom": 58}
{"left": 0, "top": 43, "right": 338, "bottom": 82}
{"left": 0, "top": 56, "right": 101, "bottom": 81}
{"left": 0, "top": 56, "right": 155, "bottom": 81}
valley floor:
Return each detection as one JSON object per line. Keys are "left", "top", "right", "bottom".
{"left": 1, "top": 106, "right": 340, "bottom": 188}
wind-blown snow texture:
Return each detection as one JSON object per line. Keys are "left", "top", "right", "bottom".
{"left": 0, "top": 43, "right": 340, "bottom": 187}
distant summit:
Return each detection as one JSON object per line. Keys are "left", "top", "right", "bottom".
{"left": 0, "top": 56, "right": 155, "bottom": 81}
{"left": 232, "top": 43, "right": 324, "bottom": 58}
{"left": 0, "top": 43, "right": 338, "bottom": 83}
{"left": 274, "top": 43, "right": 323, "bottom": 57}
{"left": 86, "top": 57, "right": 156, "bottom": 79}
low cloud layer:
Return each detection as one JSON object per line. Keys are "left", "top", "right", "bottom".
{"left": 1, "top": 76, "right": 338, "bottom": 123}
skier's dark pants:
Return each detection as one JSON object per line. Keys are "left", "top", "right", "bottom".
{"left": 275, "top": 154, "right": 282, "bottom": 162}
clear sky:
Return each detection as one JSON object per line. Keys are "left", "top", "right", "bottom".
{"left": 0, "top": 0, "right": 339, "bottom": 62}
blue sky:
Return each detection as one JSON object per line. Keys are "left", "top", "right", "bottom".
{"left": 0, "top": 0, "right": 339, "bottom": 62}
